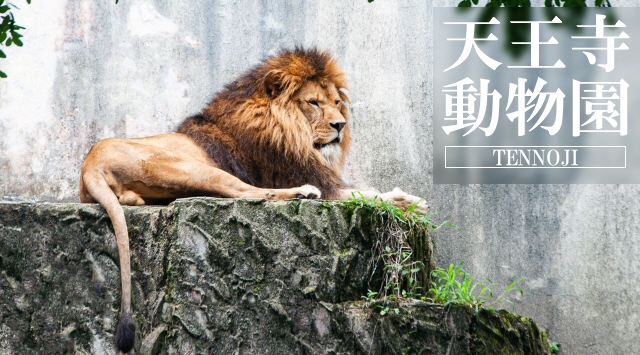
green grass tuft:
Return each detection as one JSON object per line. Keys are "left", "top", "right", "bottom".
{"left": 427, "top": 261, "right": 526, "bottom": 315}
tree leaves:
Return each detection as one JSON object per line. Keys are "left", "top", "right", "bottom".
{"left": 459, "top": 0, "right": 484, "bottom": 6}
{"left": 0, "top": 0, "right": 29, "bottom": 77}
{"left": 0, "top": 0, "right": 119, "bottom": 79}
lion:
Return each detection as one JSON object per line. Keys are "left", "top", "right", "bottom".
{"left": 79, "top": 47, "right": 427, "bottom": 353}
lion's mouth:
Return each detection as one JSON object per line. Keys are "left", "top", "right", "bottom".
{"left": 314, "top": 137, "right": 340, "bottom": 149}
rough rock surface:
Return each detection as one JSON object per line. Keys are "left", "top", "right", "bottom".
{"left": 0, "top": 198, "right": 548, "bottom": 354}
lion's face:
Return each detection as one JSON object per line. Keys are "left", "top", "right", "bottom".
{"left": 293, "top": 80, "right": 348, "bottom": 167}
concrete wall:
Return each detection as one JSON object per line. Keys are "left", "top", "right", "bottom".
{"left": 1, "top": 1, "right": 638, "bottom": 354}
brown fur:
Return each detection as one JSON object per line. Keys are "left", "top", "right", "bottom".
{"left": 177, "top": 47, "right": 351, "bottom": 199}
{"left": 79, "top": 47, "right": 426, "bottom": 353}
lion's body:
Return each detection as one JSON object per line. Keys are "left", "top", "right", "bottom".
{"left": 79, "top": 48, "right": 426, "bottom": 353}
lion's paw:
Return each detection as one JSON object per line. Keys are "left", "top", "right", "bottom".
{"left": 294, "top": 185, "right": 321, "bottom": 199}
{"left": 381, "top": 188, "right": 428, "bottom": 213}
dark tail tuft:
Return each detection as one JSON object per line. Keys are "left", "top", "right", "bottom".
{"left": 115, "top": 312, "right": 136, "bottom": 353}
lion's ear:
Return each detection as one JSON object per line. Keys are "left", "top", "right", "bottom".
{"left": 264, "top": 71, "right": 282, "bottom": 98}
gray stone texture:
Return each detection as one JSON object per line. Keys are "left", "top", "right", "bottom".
{"left": 1, "top": 0, "right": 639, "bottom": 354}
{"left": 0, "top": 198, "right": 550, "bottom": 354}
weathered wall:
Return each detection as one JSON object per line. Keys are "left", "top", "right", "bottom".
{"left": 1, "top": 0, "right": 639, "bottom": 354}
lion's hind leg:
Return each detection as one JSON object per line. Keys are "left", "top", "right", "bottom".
{"left": 119, "top": 190, "right": 145, "bottom": 206}
{"left": 81, "top": 171, "right": 136, "bottom": 353}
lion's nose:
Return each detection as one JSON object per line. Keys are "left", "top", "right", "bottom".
{"left": 330, "top": 122, "right": 346, "bottom": 133}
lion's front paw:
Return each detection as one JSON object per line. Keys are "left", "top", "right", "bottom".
{"left": 382, "top": 188, "right": 428, "bottom": 213}
{"left": 294, "top": 185, "right": 321, "bottom": 199}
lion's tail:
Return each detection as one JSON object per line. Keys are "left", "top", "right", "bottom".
{"left": 81, "top": 171, "right": 135, "bottom": 353}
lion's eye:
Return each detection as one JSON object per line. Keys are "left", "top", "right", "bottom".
{"left": 335, "top": 100, "right": 341, "bottom": 107}
{"left": 308, "top": 100, "right": 319, "bottom": 108}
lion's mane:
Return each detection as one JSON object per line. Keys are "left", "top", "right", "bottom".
{"left": 177, "top": 48, "right": 350, "bottom": 199}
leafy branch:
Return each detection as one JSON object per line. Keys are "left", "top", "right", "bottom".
{"left": 0, "top": 0, "right": 120, "bottom": 78}
{"left": 0, "top": 0, "right": 29, "bottom": 78}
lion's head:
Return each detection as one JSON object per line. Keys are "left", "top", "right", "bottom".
{"left": 289, "top": 78, "right": 350, "bottom": 170}
{"left": 179, "top": 48, "right": 350, "bottom": 198}
{"left": 240, "top": 47, "right": 351, "bottom": 172}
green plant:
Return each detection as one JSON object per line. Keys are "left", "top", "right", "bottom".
{"left": 427, "top": 261, "right": 526, "bottom": 314}
{"left": 427, "top": 261, "right": 488, "bottom": 305}
{"left": 344, "top": 193, "right": 454, "bottom": 302}
{"left": 361, "top": 289, "right": 379, "bottom": 302}
{"left": 1, "top": 0, "right": 120, "bottom": 78}
{"left": 376, "top": 304, "right": 400, "bottom": 316}
{"left": 0, "top": 0, "right": 29, "bottom": 78}
{"left": 550, "top": 341, "right": 560, "bottom": 354}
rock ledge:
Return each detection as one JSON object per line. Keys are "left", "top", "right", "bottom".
{"left": 0, "top": 198, "right": 548, "bottom": 354}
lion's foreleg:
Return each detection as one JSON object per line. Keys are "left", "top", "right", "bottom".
{"left": 206, "top": 170, "right": 321, "bottom": 200}
{"left": 148, "top": 161, "right": 322, "bottom": 200}
{"left": 339, "top": 188, "right": 428, "bottom": 213}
